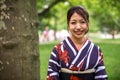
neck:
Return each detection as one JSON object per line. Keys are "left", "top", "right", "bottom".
{"left": 70, "top": 36, "right": 87, "bottom": 50}
{"left": 70, "top": 36, "right": 86, "bottom": 45}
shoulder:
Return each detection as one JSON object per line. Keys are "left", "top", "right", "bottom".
{"left": 52, "top": 41, "right": 63, "bottom": 51}
{"left": 87, "top": 39, "right": 101, "bottom": 51}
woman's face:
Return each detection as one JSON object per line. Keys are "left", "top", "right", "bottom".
{"left": 68, "top": 12, "right": 88, "bottom": 40}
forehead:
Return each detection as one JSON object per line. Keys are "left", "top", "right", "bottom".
{"left": 70, "top": 12, "right": 84, "bottom": 21}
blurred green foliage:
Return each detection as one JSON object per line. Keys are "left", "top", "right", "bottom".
{"left": 37, "top": 0, "right": 120, "bottom": 33}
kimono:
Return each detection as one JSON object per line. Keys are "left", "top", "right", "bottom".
{"left": 47, "top": 37, "right": 108, "bottom": 80}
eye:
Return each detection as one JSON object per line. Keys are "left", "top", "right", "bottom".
{"left": 80, "top": 20, "right": 86, "bottom": 24}
{"left": 70, "top": 21, "right": 76, "bottom": 25}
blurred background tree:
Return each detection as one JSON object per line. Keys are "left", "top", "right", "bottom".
{"left": 37, "top": 0, "right": 120, "bottom": 39}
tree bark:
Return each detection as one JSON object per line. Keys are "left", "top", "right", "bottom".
{"left": 0, "top": 0, "right": 40, "bottom": 80}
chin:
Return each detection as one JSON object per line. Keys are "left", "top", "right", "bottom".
{"left": 74, "top": 35, "right": 84, "bottom": 39}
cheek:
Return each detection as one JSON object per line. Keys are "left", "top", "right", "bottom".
{"left": 83, "top": 23, "right": 89, "bottom": 29}
{"left": 68, "top": 24, "right": 73, "bottom": 30}
{"left": 68, "top": 26, "right": 74, "bottom": 32}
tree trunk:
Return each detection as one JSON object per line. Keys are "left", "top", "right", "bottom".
{"left": 0, "top": 0, "right": 40, "bottom": 80}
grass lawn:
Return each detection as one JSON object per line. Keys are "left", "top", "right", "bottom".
{"left": 39, "top": 39, "right": 120, "bottom": 80}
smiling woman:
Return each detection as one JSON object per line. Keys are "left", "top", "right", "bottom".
{"left": 68, "top": 12, "right": 88, "bottom": 49}
{"left": 46, "top": 6, "right": 108, "bottom": 80}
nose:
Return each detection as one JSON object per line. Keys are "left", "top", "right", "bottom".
{"left": 76, "top": 23, "right": 81, "bottom": 29}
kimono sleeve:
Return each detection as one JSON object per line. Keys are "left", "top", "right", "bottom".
{"left": 95, "top": 48, "right": 108, "bottom": 80}
{"left": 47, "top": 45, "right": 61, "bottom": 80}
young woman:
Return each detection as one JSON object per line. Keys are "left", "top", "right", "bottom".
{"left": 46, "top": 6, "right": 108, "bottom": 80}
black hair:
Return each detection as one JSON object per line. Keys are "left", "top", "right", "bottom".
{"left": 67, "top": 6, "right": 89, "bottom": 25}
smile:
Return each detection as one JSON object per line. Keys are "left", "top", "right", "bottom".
{"left": 74, "top": 31, "right": 84, "bottom": 35}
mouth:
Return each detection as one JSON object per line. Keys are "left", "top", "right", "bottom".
{"left": 74, "top": 30, "right": 84, "bottom": 35}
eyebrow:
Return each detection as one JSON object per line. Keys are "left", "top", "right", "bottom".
{"left": 70, "top": 19, "right": 85, "bottom": 22}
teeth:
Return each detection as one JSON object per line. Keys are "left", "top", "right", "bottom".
{"left": 76, "top": 32, "right": 82, "bottom": 34}
{"left": 74, "top": 31, "right": 84, "bottom": 35}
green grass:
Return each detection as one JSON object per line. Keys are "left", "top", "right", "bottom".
{"left": 39, "top": 41, "right": 59, "bottom": 80}
{"left": 96, "top": 39, "right": 120, "bottom": 80}
{"left": 39, "top": 39, "right": 120, "bottom": 80}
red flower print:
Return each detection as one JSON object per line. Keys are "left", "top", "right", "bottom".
{"left": 70, "top": 75, "right": 86, "bottom": 80}
{"left": 98, "top": 52, "right": 103, "bottom": 64}
{"left": 56, "top": 43, "right": 69, "bottom": 64}
{"left": 71, "top": 61, "right": 84, "bottom": 71}
{"left": 47, "top": 76, "right": 55, "bottom": 80}
{"left": 70, "top": 75, "right": 80, "bottom": 80}
{"left": 59, "top": 50, "right": 69, "bottom": 64}
{"left": 71, "top": 65, "right": 79, "bottom": 71}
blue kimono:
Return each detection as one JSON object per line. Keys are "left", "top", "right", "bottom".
{"left": 47, "top": 37, "right": 108, "bottom": 80}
